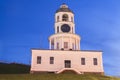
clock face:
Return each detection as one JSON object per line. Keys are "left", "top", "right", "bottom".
{"left": 61, "top": 24, "right": 70, "bottom": 32}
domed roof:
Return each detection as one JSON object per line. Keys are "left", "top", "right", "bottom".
{"left": 56, "top": 3, "right": 73, "bottom": 13}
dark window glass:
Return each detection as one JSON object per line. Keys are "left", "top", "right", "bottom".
{"left": 57, "top": 16, "right": 59, "bottom": 22}
{"left": 57, "top": 26, "right": 59, "bottom": 33}
{"left": 50, "top": 57, "right": 54, "bottom": 64}
{"left": 93, "top": 58, "right": 98, "bottom": 65}
{"left": 65, "top": 60, "right": 71, "bottom": 68}
{"left": 37, "top": 56, "right": 41, "bottom": 64}
{"left": 81, "top": 58, "right": 85, "bottom": 65}
{"left": 57, "top": 42, "right": 59, "bottom": 49}
{"left": 71, "top": 17, "right": 73, "bottom": 22}
{"left": 72, "top": 43, "right": 74, "bottom": 50}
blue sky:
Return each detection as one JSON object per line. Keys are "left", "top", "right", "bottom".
{"left": 0, "top": 0, "right": 120, "bottom": 76}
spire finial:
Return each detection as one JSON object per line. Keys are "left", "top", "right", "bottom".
{"left": 60, "top": 3, "right": 68, "bottom": 8}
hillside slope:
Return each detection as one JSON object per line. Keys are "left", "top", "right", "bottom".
{"left": 0, "top": 74, "right": 120, "bottom": 80}
{"left": 0, "top": 62, "right": 30, "bottom": 74}
{"left": 0, "top": 62, "right": 119, "bottom": 80}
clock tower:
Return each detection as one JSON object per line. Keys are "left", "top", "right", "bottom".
{"left": 31, "top": 3, "right": 104, "bottom": 75}
{"left": 49, "top": 3, "right": 81, "bottom": 50}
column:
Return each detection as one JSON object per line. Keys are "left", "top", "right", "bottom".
{"left": 79, "top": 40, "right": 80, "bottom": 50}
{"left": 55, "top": 24, "right": 58, "bottom": 34}
{"left": 73, "top": 26, "right": 75, "bottom": 33}
{"left": 75, "top": 38, "right": 78, "bottom": 50}
{"left": 69, "top": 36, "right": 71, "bottom": 49}
{"left": 77, "top": 40, "right": 79, "bottom": 50}
{"left": 49, "top": 39, "right": 51, "bottom": 49}
{"left": 61, "top": 36, "right": 63, "bottom": 49}
{"left": 54, "top": 37, "right": 56, "bottom": 49}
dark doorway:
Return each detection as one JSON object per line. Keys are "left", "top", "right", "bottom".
{"left": 64, "top": 60, "right": 71, "bottom": 68}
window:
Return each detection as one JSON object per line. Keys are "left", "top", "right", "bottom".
{"left": 72, "top": 43, "right": 74, "bottom": 50}
{"left": 71, "top": 17, "right": 73, "bottom": 22}
{"left": 57, "top": 16, "right": 59, "bottom": 22}
{"left": 50, "top": 57, "right": 54, "bottom": 64}
{"left": 57, "top": 26, "right": 59, "bottom": 33}
{"left": 62, "top": 14, "right": 68, "bottom": 21}
{"left": 81, "top": 58, "right": 85, "bottom": 65}
{"left": 64, "top": 42, "right": 68, "bottom": 48}
{"left": 57, "top": 42, "right": 59, "bottom": 49}
{"left": 37, "top": 56, "right": 41, "bottom": 64}
{"left": 72, "top": 27, "right": 73, "bottom": 33}
{"left": 74, "top": 43, "right": 76, "bottom": 50}
{"left": 51, "top": 39, "right": 54, "bottom": 49}
{"left": 93, "top": 58, "right": 98, "bottom": 65}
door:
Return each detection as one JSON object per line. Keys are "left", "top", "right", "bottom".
{"left": 64, "top": 60, "right": 71, "bottom": 68}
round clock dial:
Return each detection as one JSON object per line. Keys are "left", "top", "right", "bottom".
{"left": 61, "top": 24, "right": 70, "bottom": 32}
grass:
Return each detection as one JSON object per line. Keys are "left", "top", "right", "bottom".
{"left": 0, "top": 74, "right": 120, "bottom": 80}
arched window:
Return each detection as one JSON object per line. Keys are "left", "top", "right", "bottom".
{"left": 72, "top": 43, "right": 74, "bottom": 50}
{"left": 72, "top": 27, "right": 73, "bottom": 33}
{"left": 51, "top": 39, "right": 54, "bottom": 49}
{"left": 57, "top": 16, "right": 59, "bottom": 22}
{"left": 57, "top": 26, "right": 59, "bottom": 33}
{"left": 57, "top": 42, "right": 59, "bottom": 49}
{"left": 62, "top": 14, "right": 68, "bottom": 21}
{"left": 71, "top": 17, "right": 73, "bottom": 22}
{"left": 64, "top": 42, "right": 68, "bottom": 48}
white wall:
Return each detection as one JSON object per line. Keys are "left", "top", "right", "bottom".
{"left": 31, "top": 50, "right": 104, "bottom": 73}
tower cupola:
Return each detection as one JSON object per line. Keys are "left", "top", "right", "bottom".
{"left": 49, "top": 4, "right": 80, "bottom": 50}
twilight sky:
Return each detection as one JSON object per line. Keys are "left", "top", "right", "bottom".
{"left": 0, "top": 0, "right": 120, "bottom": 76}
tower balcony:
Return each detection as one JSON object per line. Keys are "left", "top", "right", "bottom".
{"left": 49, "top": 33, "right": 81, "bottom": 50}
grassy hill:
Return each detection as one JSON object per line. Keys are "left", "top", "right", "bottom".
{"left": 0, "top": 62, "right": 30, "bottom": 74}
{"left": 0, "top": 74, "right": 120, "bottom": 80}
{"left": 0, "top": 62, "right": 120, "bottom": 80}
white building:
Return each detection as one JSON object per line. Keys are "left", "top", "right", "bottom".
{"left": 30, "top": 4, "right": 104, "bottom": 75}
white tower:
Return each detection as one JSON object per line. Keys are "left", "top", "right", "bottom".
{"left": 49, "top": 3, "right": 81, "bottom": 50}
